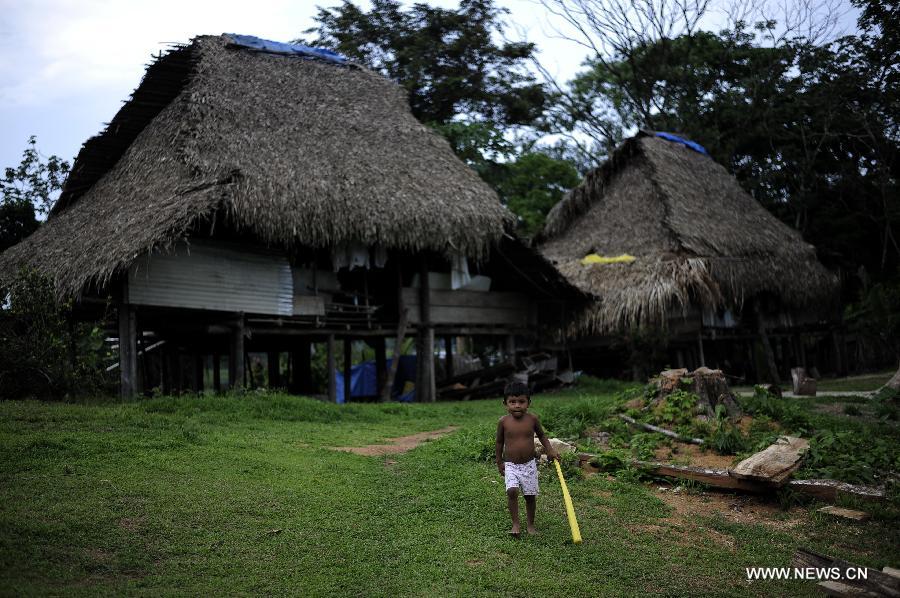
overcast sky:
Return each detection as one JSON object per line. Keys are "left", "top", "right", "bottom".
{"left": 0, "top": 0, "right": 857, "bottom": 172}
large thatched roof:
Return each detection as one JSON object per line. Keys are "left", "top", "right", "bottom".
{"left": 0, "top": 34, "right": 511, "bottom": 297}
{"left": 538, "top": 131, "right": 837, "bottom": 333}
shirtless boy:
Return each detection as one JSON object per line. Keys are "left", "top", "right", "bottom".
{"left": 495, "top": 381, "right": 559, "bottom": 537}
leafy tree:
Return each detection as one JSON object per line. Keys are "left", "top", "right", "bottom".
{"left": 303, "top": 0, "right": 546, "bottom": 128}
{"left": 0, "top": 136, "right": 70, "bottom": 251}
{"left": 491, "top": 152, "right": 581, "bottom": 237}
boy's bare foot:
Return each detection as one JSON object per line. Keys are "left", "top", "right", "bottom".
{"left": 526, "top": 526, "right": 538, "bottom": 535}
{"left": 508, "top": 531, "right": 520, "bottom": 539}
{"left": 509, "top": 523, "right": 520, "bottom": 538}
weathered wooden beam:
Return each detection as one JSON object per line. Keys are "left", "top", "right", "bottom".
{"left": 787, "top": 479, "right": 885, "bottom": 503}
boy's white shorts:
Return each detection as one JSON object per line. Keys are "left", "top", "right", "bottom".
{"left": 504, "top": 459, "right": 539, "bottom": 496}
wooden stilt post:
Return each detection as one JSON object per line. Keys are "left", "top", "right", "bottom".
{"left": 212, "top": 353, "right": 221, "bottom": 392}
{"left": 754, "top": 301, "right": 780, "bottom": 385}
{"left": 375, "top": 336, "right": 387, "bottom": 398}
{"left": 382, "top": 264, "right": 407, "bottom": 402}
{"left": 417, "top": 256, "right": 435, "bottom": 402}
{"left": 267, "top": 351, "right": 280, "bottom": 389}
{"left": 118, "top": 290, "right": 138, "bottom": 400}
{"left": 444, "top": 336, "right": 454, "bottom": 381}
{"left": 697, "top": 331, "right": 706, "bottom": 367}
{"left": 192, "top": 351, "right": 203, "bottom": 394}
{"left": 327, "top": 334, "right": 336, "bottom": 403}
{"left": 505, "top": 335, "right": 516, "bottom": 365}
{"left": 343, "top": 338, "right": 352, "bottom": 403}
{"left": 230, "top": 314, "right": 245, "bottom": 391}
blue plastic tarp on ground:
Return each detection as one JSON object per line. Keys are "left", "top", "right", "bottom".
{"left": 334, "top": 355, "right": 418, "bottom": 403}
{"left": 226, "top": 34, "right": 347, "bottom": 64}
{"left": 655, "top": 132, "right": 708, "bottom": 155}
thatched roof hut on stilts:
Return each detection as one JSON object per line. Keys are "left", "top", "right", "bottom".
{"left": 0, "top": 34, "right": 581, "bottom": 400}
{"left": 537, "top": 131, "right": 838, "bottom": 383}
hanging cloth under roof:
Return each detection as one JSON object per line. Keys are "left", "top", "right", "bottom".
{"left": 225, "top": 34, "right": 347, "bottom": 65}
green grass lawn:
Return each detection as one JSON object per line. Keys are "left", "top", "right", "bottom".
{"left": 1, "top": 382, "right": 897, "bottom": 596}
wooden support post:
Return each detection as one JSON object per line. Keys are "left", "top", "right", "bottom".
{"left": 754, "top": 301, "right": 780, "bottom": 384}
{"left": 161, "top": 345, "right": 171, "bottom": 395}
{"left": 343, "top": 338, "right": 352, "bottom": 403}
{"left": 444, "top": 336, "right": 454, "bottom": 381}
{"left": 118, "top": 300, "right": 138, "bottom": 400}
{"left": 230, "top": 314, "right": 245, "bottom": 391}
{"left": 290, "top": 340, "right": 312, "bottom": 394}
{"left": 212, "top": 353, "right": 221, "bottom": 392}
{"left": 697, "top": 331, "right": 706, "bottom": 367}
{"left": 382, "top": 265, "right": 407, "bottom": 403}
{"left": 327, "top": 334, "right": 336, "bottom": 403}
{"left": 192, "top": 352, "right": 203, "bottom": 394}
{"left": 267, "top": 351, "right": 280, "bottom": 389}
{"left": 375, "top": 336, "right": 387, "bottom": 398}
{"left": 417, "top": 256, "right": 435, "bottom": 402}
{"left": 505, "top": 335, "right": 516, "bottom": 365}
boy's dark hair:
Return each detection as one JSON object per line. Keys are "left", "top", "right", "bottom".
{"left": 503, "top": 380, "right": 531, "bottom": 403}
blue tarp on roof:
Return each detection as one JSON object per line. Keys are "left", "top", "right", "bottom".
{"left": 226, "top": 34, "right": 347, "bottom": 65}
{"left": 655, "top": 132, "right": 708, "bottom": 155}
{"left": 334, "top": 356, "right": 418, "bottom": 403}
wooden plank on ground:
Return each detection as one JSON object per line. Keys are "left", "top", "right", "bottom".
{"left": 787, "top": 479, "right": 885, "bottom": 503}
{"left": 793, "top": 548, "right": 900, "bottom": 598}
{"left": 729, "top": 436, "right": 809, "bottom": 485}
{"left": 630, "top": 460, "right": 768, "bottom": 493}
{"left": 817, "top": 506, "right": 871, "bottom": 522}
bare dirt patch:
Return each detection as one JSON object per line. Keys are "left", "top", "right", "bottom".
{"left": 331, "top": 426, "right": 459, "bottom": 456}
{"left": 118, "top": 517, "right": 143, "bottom": 533}
{"left": 656, "top": 487, "right": 805, "bottom": 531}
{"left": 653, "top": 442, "right": 738, "bottom": 470}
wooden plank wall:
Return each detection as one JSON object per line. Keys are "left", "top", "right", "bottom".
{"left": 400, "top": 289, "right": 534, "bottom": 327}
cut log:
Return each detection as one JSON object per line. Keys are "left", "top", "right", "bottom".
{"left": 729, "top": 436, "right": 809, "bottom": 485}
{"left": 791, "top": 367, "right": 818, "bottom": 396}
{"left": 817, "top": 506, "right": 871, "bottom": 522}
{"left": 793, "top": 548, "right": 900, "bottom": 598}
{"left": 618, "top": 414, "right": 705, "bottom": 445}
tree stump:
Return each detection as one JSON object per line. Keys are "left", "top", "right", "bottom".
{"left": 652, "top": 367, "right": 743, "bottom": 422}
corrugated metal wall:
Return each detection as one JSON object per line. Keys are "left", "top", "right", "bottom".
{"left": 128, "top": 240, "right": 293, "bottom": 315}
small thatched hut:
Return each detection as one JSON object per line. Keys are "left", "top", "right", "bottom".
{"left": 538, "top": 131, "right": 838, "bottom": 382}
{"left": 0, "top": 34, "right": 581, "bottom": 399}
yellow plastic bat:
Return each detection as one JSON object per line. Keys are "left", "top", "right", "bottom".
{"left": 554, "top": 459, "right": 582, "bottom": 544}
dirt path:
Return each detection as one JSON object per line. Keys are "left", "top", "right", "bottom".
{"left": 330, "top": 426, "right": 459, "bottom": 456}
